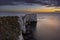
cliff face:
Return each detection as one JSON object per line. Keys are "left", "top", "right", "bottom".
{"left": 22, "top": 14, "right": 37, "bottom": 40}
{"left": 24, "top": 14, "right": 37, "bottom": 22}
{"left": 0, "top": 16, "right": 20, "bottom": 40}
{"left": 0, "top": 14, "right": 37, "bottom": 40}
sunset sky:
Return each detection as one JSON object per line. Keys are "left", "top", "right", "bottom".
{"left": 0, "top": 0, "right": 60, "bottom": 13}
{"left": 0, "top": 0, "right": 60, "bottom": 40}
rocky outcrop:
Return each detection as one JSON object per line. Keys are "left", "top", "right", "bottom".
{"left": 0, "top": 16, "right": 20, "bottom": 40}
{"left": 22, "top": 14, "right": 37, "bottom": 40}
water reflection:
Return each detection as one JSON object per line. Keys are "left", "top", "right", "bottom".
{"left": 36, "top": 14, "right": 60, "bottom": 40}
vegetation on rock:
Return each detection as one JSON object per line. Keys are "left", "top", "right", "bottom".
{"left": 0, "top": 16, "right": 20, "bottom": 40}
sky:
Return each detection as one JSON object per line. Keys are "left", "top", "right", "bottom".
{"left": 0, "top": 0, "right": 60, "bottom": 13}
{"left": 0, "top": 0, "right": 60, "bottom": 40}
{"left": 0, "top": 0, "right": 60, "bottom": 5}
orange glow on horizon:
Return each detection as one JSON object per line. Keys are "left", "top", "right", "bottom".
{"left": 0, "top": 7, "right": 60, "bottom": 13}
{"left": 26, "top": 7, "right": 60, "bottom": 12}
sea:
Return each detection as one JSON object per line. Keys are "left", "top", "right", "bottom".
{"left": 0, "top": 12, "right": 60, "bottom": 40}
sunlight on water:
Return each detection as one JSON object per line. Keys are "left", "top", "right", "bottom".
{"left": 36, "top": 14, "right": 60, "bottom": 40}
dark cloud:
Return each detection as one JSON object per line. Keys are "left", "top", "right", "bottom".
{"left": 0, "top": 0, "right": 60, "bottom": 6}
{"left": 55, "top": 0, "right": 60, "bottom": 6}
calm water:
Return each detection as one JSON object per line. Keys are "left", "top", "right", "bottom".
{"left": 0, "top": 12, "right": 60, "bottom": 40}
{"left": 35, "top": 13, "right": 60, "bottom": 40}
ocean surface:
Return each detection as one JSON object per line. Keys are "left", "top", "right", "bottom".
{"left": 36, "top": 13, "right": 60, "bottom": 40}
{"left": 0, "top": 12, "right": 60, "bottom": 40}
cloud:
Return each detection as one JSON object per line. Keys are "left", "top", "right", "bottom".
{"left": 0, "top": 0, "right": 60, "bottom": 6}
